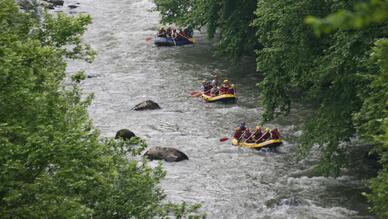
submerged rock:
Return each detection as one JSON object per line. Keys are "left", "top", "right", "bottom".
{"left": 46, "top": 0, "right": 64, "bottom": 6}
{"left": 115, "top": 129, "right": 136, "bottom": 141}
{"left": 131, "top": 100, "right": 161, "bottom": 111}
{"left": 68, "top": 4, "right": 78, "bottom": 9}
{"left": 144, "top": 146, "right": 188, "bottom": 162}
{"left": 87, "top": 74, "right": 99, "bottom": 78}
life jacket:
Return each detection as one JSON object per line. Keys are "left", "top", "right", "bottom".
{"left": 210, "top": 86, "right": 219, "bottom": 96}
{"left": 253, "top": 129, "right": 262, "bottom": 139}
{"left": 211, "top": 79, "right": 218, "bottom": 87}
{"left": 166, "top": 28, "right": 172, "bottom": 37}
{"left": 158, "top": 30, "right": 166, "bottom": 37}
{"left": 270, "top": 128, "right": 281, "bottom": 139}
{"left": 202, "top": 83, "right": 211, "bottom": 94}
{"left": 243, "top": 129, "right": 252, "bottom": 139}
{"left": 219, "top": 85, "right": 229, "bottom": 94}
{"left": 257, "top": 131, "right": 270, "bottom": 142}
{"left": 228, "top": 88, "right": 235, "bottom": 94}
{"left": 233, "top": 128, "right": 242, "bottom": 139}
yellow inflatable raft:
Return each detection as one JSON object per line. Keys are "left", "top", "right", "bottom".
{"left": 231, "top": 138, "right": 282, "bottom": 149}
{"left": 202, "top": 94, "right": 237, "bottom": 103}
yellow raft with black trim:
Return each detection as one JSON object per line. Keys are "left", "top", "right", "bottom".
{"left": 231, "top": 138, "right": 282, "bottom": 149}
{"left": 202, "top": 94, "right": 237, "bottom": 103}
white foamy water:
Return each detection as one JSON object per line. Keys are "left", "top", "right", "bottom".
{"left": 65, "top": 0, "right": 373, "bottom": 218}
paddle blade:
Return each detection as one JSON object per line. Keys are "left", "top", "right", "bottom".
{"left": 191, "top": 91, "right": 202, "bottom": 97}
{"left": 219, "top": 137, "right": 229, "bottom": 142}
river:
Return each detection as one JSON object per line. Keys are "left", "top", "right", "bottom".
{"left": 64, "top": 0, "right": 373, "bottom": 218}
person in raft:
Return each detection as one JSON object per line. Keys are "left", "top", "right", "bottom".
{"left": 201, "top": 80, "right": 212, "bottom": 95}
{"left": 233, "top": 125, "right": 281, "bottom": 143}
{"left": 210, "top": 74, "right": 219, "bottom": 88}
{"left": 246, "top": 126, "right": 262, "bottom": 143}
{"left": 234, "top": 122, "right": 250, "bottom": 142}
{"left": 157, "top": 27, "right": 166, "bottom": 37}
{"left": 270, "top": 128, "right": 281, "bottom": 139}
{"left": 177, "top": 29, "right": 189, "bottom": 40}
{"left": 210, "top": 85, "right": 219, "bottom": 96}
{"left": 172, "top": 28, "right": 177, "bottom": 38}
{"left": 228, "top": 84, "right": 236, "bottom": 95}
{"left": 219, "top": 80, "right": 231, "bottom": 95}
{"left": 166, "top": 27, "right": 172, "bottom": 38}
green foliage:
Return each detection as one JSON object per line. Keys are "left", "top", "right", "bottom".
{"left": 253, "top": 0, "right": 388, "bottom": 176}
{"left": 354, "top": 39, "right": 388, "bottom": 145}
{"left": 153, "top": 0, "right": 388, "bottom": 216}
{"left": 0, "top": 0, "right": 202, "bottom": 218}
{"left": 367, "top": 120, "right": 388, "bottom": 218}
{"left": 306, "top": 0, "right": 388, "bottom": 216}
{"left": 358, "top": 37, "right": 388, "bottom": 219}
{"left": 253, "top": 0, "right": 330, "bottom": 121}
{"left": 153, "top": 0, "right": 259, "bottom": 61}
{"left": 306, "top": 0, "right": 388, "bottom": 35}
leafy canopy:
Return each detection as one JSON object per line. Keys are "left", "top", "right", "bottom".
{"left": 153, "top": 0, "right": 388, "bottom": 216}
{"left": 306, "top": 1, "right": 388, "bottom": 217}
{"left": 0, "top": 1, "right": 204, "bottom": 218}
{"left": 154, "top": 0, "right": 260, "bottom": 61}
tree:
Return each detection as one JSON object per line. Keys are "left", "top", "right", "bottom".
{"left": 306, "top": 1, "right": 388, "bottom": 217}
{"left": 154, "top": 0, "right": 388, "bottom": 216}
{"left": 0, "top": 1, "right": 203, "bottom": 218}
{"left": 154, "top": 0, "right": 260, "bottom": 61}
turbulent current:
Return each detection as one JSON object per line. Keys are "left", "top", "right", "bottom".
{"left": 64, "top": 0, "right": 373, "bottom": 218}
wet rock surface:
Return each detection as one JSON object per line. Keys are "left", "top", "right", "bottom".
{"left": 115, "top": 129, "right": 136, "bottom": 141}
{"left": 144, "top": 146, "right": 188, "bottom": 162}
{"left": 131, "top": 100, "right": 161, "bottom": 111}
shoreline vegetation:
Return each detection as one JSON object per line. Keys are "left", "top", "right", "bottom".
{"left": 154, "top": 0, "right": 388, "bottom": 217}
{"left": 0, "top": 0, "right": 204, "bottom": 218}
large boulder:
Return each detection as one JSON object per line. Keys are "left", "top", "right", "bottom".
{"left": 46, "top": 0, "right": 64, "bottom": 6}
{"left": 131, "top": 100, "right": 161, "bottom": 111}
{"left": 68, "top": 4, "right": 78, "bottom": 9}
{"left": 144, "top": 147, "right": 188, "bottom": 162}
{"left": 115, "top": 129, "right": 136, "bottom": 141}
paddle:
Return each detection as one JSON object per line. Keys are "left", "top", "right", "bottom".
{"left": 191, "top": 91, "right": 202, "bottom": 97}
{"left": 220, "top": 129, "right": 247, "bottom": 143}
{"left": 191, "top": 87, "right": 211, "bottom": 97}
{"left": 254, "top": 131, "right": 269, "bottom": 143}
{"left": 219, "top": 137, "right": 229, "bottom": 142}
{"left": 177, "top": 32, "right": 195, "bottom": 43}
{"left": 145, "top": 36, "right": 152, "bottom": 41}
{"left": 241, "top": 131, "right": 256, "bottom": 144}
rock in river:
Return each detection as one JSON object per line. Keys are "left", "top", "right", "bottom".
{"left": 68, "top": 4, "right": 78, "bottom": 9}
{"left": 131, "top": 100, "right": 161, "bottom": 111}
{"left": 46, "top": 0, "right": 64, "bottom": 6}
{"left": 115, "top": 129, "right": 136, "bottom": 141}
{"left": 144, "top": 146, "right": 188, "bottom": 162}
